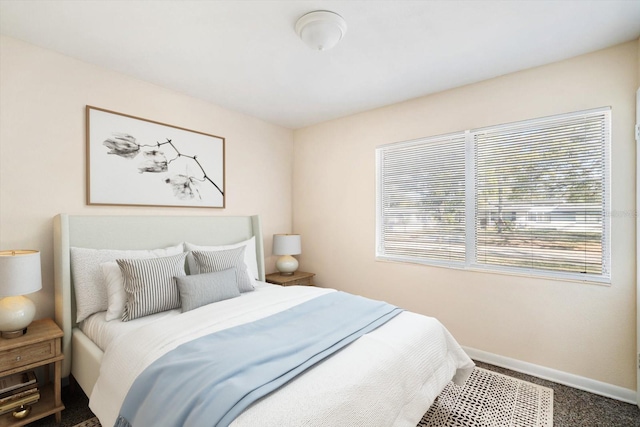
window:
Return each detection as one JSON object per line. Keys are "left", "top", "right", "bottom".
{"left": 376, "top": 133, "right": 467, "bottom": 264}
{"left": 376, "top": 107, "right": 611, "bottom": 283}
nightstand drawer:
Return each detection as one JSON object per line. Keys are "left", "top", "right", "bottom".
{"left": 0, "top": 340, "right": 55, "bottom": 371}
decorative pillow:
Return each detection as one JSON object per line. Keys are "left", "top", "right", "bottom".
{"left": 175, "top": 268, "right": 240, "bottom": 312}
{"left": 185, "top": 236, "right": 259, "bottom": 279}
{"left": 100, "top": 261, "right": 127, "bottom": 321}
{"left": 191, "top": 247, "right": 254, "bottom": 293}
{"left": 70, "top": 244, "right": 184, "bottom": 322}
{"left": 117, "top": 252, "right": 188, "bottom": 322}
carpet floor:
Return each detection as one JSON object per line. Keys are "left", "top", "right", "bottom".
{"left": 26, "top": 361, "right": 639, "bottom": 427}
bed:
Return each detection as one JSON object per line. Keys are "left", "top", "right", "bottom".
{"left": 53, "top": 213, "right": 474, "bottom": 427}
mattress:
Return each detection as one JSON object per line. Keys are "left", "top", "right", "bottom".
{"left": 89, "top": 284, "right": 474, "bottom": 427}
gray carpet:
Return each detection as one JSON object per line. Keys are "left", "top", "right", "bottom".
{"left": 26, "top": 362, "right": 639, "bottom": 427}
{"left": 474, "top": 362, "right": 640, "bottom": 427}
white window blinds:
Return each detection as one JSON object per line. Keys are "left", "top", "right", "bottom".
{"left": 473, "top": 109, "right": 610, "bottom": 278}
{"left": 376, "top": 133, "right": 467, "bottom": 264}
{"left": 376, "top": 107, "right": 611, "bottom": 283}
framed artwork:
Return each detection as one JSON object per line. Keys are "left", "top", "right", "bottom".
{"left": 86, "top": 106, "right": 225, "bottom": 208}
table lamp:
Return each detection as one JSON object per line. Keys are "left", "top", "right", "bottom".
{"left": 272, "top": 234, "right": 301, "bottom": 276}
{"left": 0, "top": 250, "right": 42, "bottom": 338}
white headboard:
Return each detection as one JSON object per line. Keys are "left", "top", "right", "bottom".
{"left": 53, "top": 214, "right": 265, "bottom": 378}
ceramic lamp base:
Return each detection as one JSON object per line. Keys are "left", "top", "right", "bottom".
{"left": 276, "top": 255, "right": 299, "bottom": 276}
{"left": 0, "top": 295, "right": 36, "bottom": 339}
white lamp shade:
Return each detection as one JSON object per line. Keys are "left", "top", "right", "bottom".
{"left": 272, "top": 234, "right": 301, "bottom": 256}
{"left": 295, "top": 11, "right": 347, "bottom": 51}
{"left": 0, "top": 250, "right": 43, "bottom": 297}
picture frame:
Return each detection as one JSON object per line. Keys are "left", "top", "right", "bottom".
{"left": 86, "top": 106, "right": 225, "bottom": 208}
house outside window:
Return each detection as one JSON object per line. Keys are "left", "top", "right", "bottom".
{"left": 376, "top": 107, "right": 611, "bottom": 283}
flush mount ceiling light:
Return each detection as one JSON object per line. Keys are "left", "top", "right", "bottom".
{"left": 295, "top": 10, "right": 347, "bottom": 51}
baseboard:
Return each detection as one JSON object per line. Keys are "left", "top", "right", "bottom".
{"left": 463, "top": 346, "right": 637, "bottom": 405}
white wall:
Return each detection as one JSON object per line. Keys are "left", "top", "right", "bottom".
{"left": 293, "top": 40, "right": 638, "bottom": 391}
{"left": 0, "top": 35, "right": 294, "bottom": 320}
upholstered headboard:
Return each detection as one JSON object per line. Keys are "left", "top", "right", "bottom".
{"left": 53, "top": 214, "right": 265, "bottom": 378}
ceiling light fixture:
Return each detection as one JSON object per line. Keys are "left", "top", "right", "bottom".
{"left": 295, "top": 10, "right": 347, "bottom": 51}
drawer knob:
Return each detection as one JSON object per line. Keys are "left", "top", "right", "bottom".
{"left": 16, "top": 356, "right": 21, "bottom": 361}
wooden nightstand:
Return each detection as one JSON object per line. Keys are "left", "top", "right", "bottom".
{"left": 266, "top": 271, "right": 315, "bottom": 287}
{"left": 0, "top": 319, "right": 64, "bottom": 426}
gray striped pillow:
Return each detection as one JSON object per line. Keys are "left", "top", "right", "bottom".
{"left": 117, "top": 252, "right": 188, "bottom": 321}
{"left": 191, "top": 247, "right": 254, "bottom": 293}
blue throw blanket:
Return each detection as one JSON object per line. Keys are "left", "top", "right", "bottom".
{"left": 114, "top": 291, "right": 402, "bottom": 427}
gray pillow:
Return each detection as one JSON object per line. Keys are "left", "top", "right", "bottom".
{"left": 191, "top": 247, "right": 254, "bottom": 293}
{"left": 175, "top": 268, "right": 240, "bottom": 312}
{"left": 117, "top": 252, "right": 187, "bottom": 321}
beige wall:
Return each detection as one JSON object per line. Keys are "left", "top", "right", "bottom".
{"left": 293, "top": 41, "right": 639, "bottom": 390}
{"left": 0, "top": 36, "right": 294, "bottom": 320}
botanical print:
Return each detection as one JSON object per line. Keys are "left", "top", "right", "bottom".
{"left": 87, "top": 107, "right": 225, "bottom": 208}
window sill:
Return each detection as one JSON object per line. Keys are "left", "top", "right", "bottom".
{"left": 375, "top": 256, "right": 611, "bottom": 286}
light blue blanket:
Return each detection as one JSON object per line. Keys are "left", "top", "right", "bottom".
{"left": 114, "top": 291, "right": 402, "bottom": 427}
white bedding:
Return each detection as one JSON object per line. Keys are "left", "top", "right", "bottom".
{"left": 90, "top": 285, "right": 474, "bottom": 427}
{"left": 80, "top": 309, "right": 179, "bottom": 351}
{"left": 80, "top": 281, "right": 275, "bottom": 351}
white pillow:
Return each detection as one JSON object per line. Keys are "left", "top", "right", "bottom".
{"left": 185, "top": 236, "right": 259, "bottom": 280}
{"left": 101, "top": 261, "right": 126, "bottom": 321}
{"left": 70, "top": 244, "right": 184, "bottom": 322}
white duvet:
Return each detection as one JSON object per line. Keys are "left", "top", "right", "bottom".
{"left": 90, "top": 285, "right": 474, "bottom": 427}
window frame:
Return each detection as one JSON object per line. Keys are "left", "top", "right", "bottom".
{"left": 376, "top": 107, "right": 611, "bottom": 284}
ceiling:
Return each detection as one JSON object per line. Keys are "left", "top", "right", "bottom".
{"left": 1, "top": 1, "right": 639, "bottom": 129}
